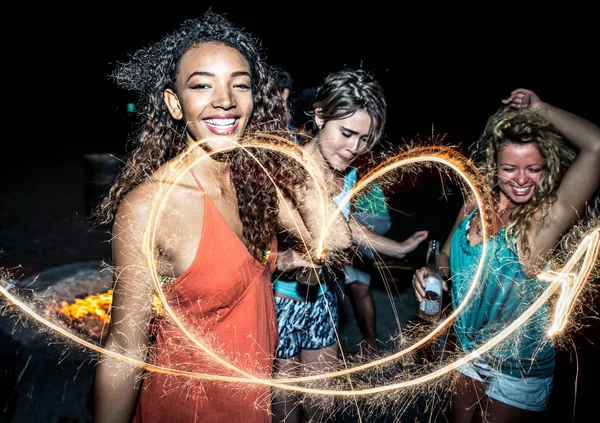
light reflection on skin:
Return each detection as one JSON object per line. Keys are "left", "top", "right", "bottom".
{"left": 0, "top": 137, "right": 598, "bottom": 397}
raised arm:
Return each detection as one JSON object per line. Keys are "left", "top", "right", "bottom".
{"left": 503, "top": 88, "right": 600, "bottom": 231}
{"left": 93, "top": 187, "right": 157, "bottom": 423}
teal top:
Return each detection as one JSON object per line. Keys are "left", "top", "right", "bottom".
{"left": 353, "top": 181, "right": 389, "bottom": 216}
{"left": 449, "top": 209, "right": 555, "bottom": 378}
{"left": 273, "top": 168, "right": 357, "bottom": 300}
{"left": 331, "top": 167, "right": 358, "bottom": 221}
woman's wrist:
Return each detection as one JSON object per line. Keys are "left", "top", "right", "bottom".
{"left": 532, "top": 101, "right": 550, "bottom": 118}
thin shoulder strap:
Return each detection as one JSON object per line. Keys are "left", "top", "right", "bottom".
{"left": 189, "top": 169, "right": 205, "bottom": 192}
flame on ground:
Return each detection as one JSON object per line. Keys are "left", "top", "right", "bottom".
{"left": 54, "top": 290, "right": 163, "bottom": 324}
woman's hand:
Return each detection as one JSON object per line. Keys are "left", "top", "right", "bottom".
{"left": 502, "top": 88, "right": 545, "bottom": 111}
{"left": 412, "top": 266, "right": 428, "bottom": 302}
{"left": 401, "top": 230, "right": 429, "bottom": 255}
{"left": 412, "top": 266, "right": 448, "bottom": 302}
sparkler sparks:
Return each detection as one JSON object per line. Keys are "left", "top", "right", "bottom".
{"left": 1, "top": 136, "right": 598, "bottom": 415}
{"left": 540, "top": 226, "right": 600, "bottom": 336}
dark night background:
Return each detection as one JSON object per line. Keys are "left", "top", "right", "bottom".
{"left": 9, "top": 6, "right": 598, "bottom": 161}
{"left": 1, "top": 5, "right": 598, "bottom": 422}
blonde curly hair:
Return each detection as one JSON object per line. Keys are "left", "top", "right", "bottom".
{"left": 473, "top": 106, "right": 577, "bottom": 252}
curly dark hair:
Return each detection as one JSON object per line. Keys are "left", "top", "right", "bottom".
{"left": 92, "top": 11, "right": 302, "bottom": 261}
{"left": 308, "top": 68, "right": 387, "bottom": 150}
{"left": 473, "top": 106, "right": 577, "bottom": 251}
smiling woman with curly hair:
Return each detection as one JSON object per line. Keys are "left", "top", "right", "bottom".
{"left": 92, "top": 12, "right": 350, "bottom": 423}
{"left": 413, "top": 88, "right": 600, "bottom": 423}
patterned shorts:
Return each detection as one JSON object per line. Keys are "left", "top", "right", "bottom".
{"left": 274, "top": 289, "right": 338, "bottom": 359}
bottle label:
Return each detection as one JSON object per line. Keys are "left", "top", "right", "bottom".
{"left": 424, "top": 276, "right": 442, "bottom": 296}
{"left": 419, "top": 276, "right": 442, "bottom": 316}
{"left": 420, "top": 298, "right": 440, "bottom": 315}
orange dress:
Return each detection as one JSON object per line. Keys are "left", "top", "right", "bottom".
{"left": 133, "top": 182, "right": 278, "bottom": 423}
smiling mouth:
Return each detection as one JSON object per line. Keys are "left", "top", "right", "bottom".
{"left": 511, "top": 186, "right": 533, "bottom": 195}
{"left": 204, "top": 118, "right": 236, "bottom": 128}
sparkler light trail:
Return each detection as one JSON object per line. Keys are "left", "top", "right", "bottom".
{"left": 540, "top": 226, "right": 599, "bottom": 336}
{"left": 1, "top": 137, "right": 598, "bottom": 405}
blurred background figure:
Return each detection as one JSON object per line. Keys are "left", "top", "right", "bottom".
{"left": 275, "top": 64, "right": 319, "bottom": 143}
{"left": 274, "top": 65, "right": 297, "bottom": 138}
{"left": 344, "top": 175, "right": 392, "bottom": 356}
{"left": 275, "top": 66, "right": 293, "bottom": 106}
{"left": 293, "top": 86, "right": 319, "bottom": 139}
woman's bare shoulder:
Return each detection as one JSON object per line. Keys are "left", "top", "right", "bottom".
{"left": 460, "top": 197, "right": 478, "bottom": 217}
{"left": 116, "top": 179, "right": 161, "bottom": 221}
{"left": 115, "top": 167, "right": 201, "bottom": 230}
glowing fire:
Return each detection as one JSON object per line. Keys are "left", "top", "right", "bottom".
{"left": 56, "top": 290, "right": 112, "bottom": 323}
{"left": 55, "top": 290, "right": 163, "bottom": 325}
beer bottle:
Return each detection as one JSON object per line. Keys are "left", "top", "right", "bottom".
{"left": 418, "top": 239, "right": 443, "bottom": 321}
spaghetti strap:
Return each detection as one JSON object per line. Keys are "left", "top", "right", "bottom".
{"left": 189, "top": 169, "right": 274, "bottom": 268}
{"left": 189, "top": 170, "right": 205, "bottom": 192}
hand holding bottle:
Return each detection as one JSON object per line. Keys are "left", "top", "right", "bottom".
{"left": 413, "top": 240, "right": 448, "bottom": 321}
{"left": 412, "top": 267, "right": 448, "bottom": 302}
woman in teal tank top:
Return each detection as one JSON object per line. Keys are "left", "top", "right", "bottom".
{"left": 412, "top": 88, "right": 600, "bottom": 422}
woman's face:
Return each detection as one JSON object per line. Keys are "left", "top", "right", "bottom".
{"left": 315, "top": 110, "right": 372, "bottom": 172}
{"left": 165, "top": 41, "right": 254, "bottom": 150}
{"left": 496, "top": 142, "right": 544, "bottom": 205}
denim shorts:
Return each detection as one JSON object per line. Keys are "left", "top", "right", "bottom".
{"left": 344, "top": 264, "right": 372, "bottom": 286}
{"left": 457, "top": 355, "right": 553, "bottom": 412}
{"left": 274, "top": 289, "right": 338, "bottom": 359}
